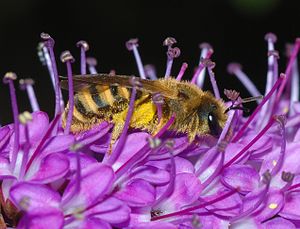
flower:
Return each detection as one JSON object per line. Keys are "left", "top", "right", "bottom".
{"left": 1, "top": 32, "right": 300, "bottom": 228}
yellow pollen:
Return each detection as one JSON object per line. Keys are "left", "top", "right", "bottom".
{"left": 268, "top": 203, "right": 278, "bottom": 209}
{"left": 272, "top": 160, "right": 277, "bottom": 166}
{"left": 283, "top": 107, "right": 289, "bottom": 114}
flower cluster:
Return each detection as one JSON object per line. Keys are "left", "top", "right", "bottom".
{"left": 1, "top": 33, "right": 300, "bottom": 228}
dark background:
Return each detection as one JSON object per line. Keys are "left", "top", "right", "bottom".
{"left": 1, "top": 0, "right": 300, "bottom": 124}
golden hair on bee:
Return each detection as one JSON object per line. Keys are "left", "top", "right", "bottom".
{"left": 61, "top": 74, "right": 228, "bottom": 150}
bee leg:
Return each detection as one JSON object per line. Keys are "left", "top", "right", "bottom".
{"left": 108, "top": 122, "right": 124, "bottom": 154}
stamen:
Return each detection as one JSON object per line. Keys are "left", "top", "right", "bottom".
{"left": 256, "top": 33, "right": 279, "bottom": 130}
{"left": 176, "top": 62, "right": 188, "bottom": 81}
{"left": 63, "top": 143, "right": 83, "bottom": 204}
{"left": 107, "top": 77, "right": 138, "bottom": 165}
{"left": 227, "top": 63, "right": 261, "bottom": 99}
{"left": 18, "top": 111, "right": 32, "bottom": 179}
{"left": 153, "top": 141, "right": 176, "bottom": 206}
{"left": 191, "top": 48, "right": 213, "bottom": 86}
{"left": 41, "top": 32, "right": 63, "bottom": 116}
{"left": 218, "top": 108, "right": 236, "bottom": 144}
{"left": 163, "top": 37, "right": 177, "bottom": 47}
{"left": 205, "top": 59, "right": 220, "bottom": 99}
{"left": 163, "top": 37, "right": 180, "bottom": 78}
{"left": 144, "top": 64, "right": 157, "bottom": 80}
{"left": 197, "top": 43, "right": 213, "bottom": 88}
{"left": 286, "top": 44, "right": 300, "bottom": 116}
{"left": 37, "top": 42, "right": 47, "bottom": 66}
{"left": 19, "top": 79, "right": 40, "bottom": 112}
{"left": 190, "top": 59, "right": 206, "bottom": 85}
{"left": 288, "top": 183, "right": 300, "bottom": 191}
{"left": 126, "top": 38, "right": 146, "bottom": 79}
{"left": 86, "top": 57, "right": 98, "bottom": 74}
{"left": 196, "top": 109, "right": 233, "bottom": 182}
{"left": 201, "top": 150, "right": 225, "bottom": 188}
{"left": 3, "top": 72, "right": 20, "bottom": 171}
{"left": 147, "top": 137, "right": 162, "bottom": 149}
{"left": 153, "top": 93, "right": 164, "bottom": 123}
{"left": 275, "top": 38, "right": 300, "bottom": 107}
{"left": 281, "top": 171, "right": 295, "bottom": 192}
{"left": 232, "top": 74, "right": 285, "bottom": 142}
{"left": 60, "top": 51, "right": 75, "bottom": 135}
{"left": 270, "top": 115, "right": 286, "bottom": 176}
{"left": 151, "top": 188, "right": 238, "bottom": 221}
{"left": 224, "top": 117, "right": 276, "bottom": 168}
{"left": 76, "top": 40, "right": 89, "bottom": 75}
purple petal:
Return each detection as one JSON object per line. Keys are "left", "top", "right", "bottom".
{"left": 198, "top": 215, "right": 230, "bottom": 229}
{"left": 224, "top": 142, "right": 250, "bottom": 164}
{"left": 62, "top": 163, "right": 115, "bottom": 213}
{"left": 148, "top": 136, "right": 190, "bottom": 160}
{"left": 262, "top": 217, "right": 296, "bottom": 229}
{"left": 195, "top": 148, "right": 223, "bottom": 183}
{"left": 230, "top": 218, "right": 261, "bottom": 229}
{"left": 155, "top": 173, "right": 202, "bottom": 213}
{"left": 130, "top": 165, "right": 170, "bottom": 186}
{"left": 0, "top": 156, "right": 14, "bottom": 179}
{"left": 146, "top": 156, "right": 195, "bottom": 174}
{"left": 10, "top": 182, "right": 61, "bottom": 210}
{"left": 75, "top": 122, "right": 111, "bottom": 145}
{"left": 114, "top": 179, "right": 155, "bottom": 207}
{"left": 65, "top": 218, "right": 111, "bottom": 229}
{"left": 67, "top": 152, "right": 97, "bottom": 175}
{"left": 279, "top": 191, "right": 300, "bottom": 220}
{"left": 240, "top": 132, "right": 273, "bottom": 156}
{"left": 85, "top": 197, "right": 130, "bottom": 226}
{"left": 131, "top": 222, "right": 177, "bottom": 229}
{"left": 26, "top": 153, "right": 69, "bottom": 183}
{"left": 8, "top": 111, "right": 49, "bottom": 147}
{"left": 17, "top": 207, "right": 64, "bottom": 229}
{"left": 252, "top": 190, "right": 284, "bottom": 222}
{"left": 261, "top": 142, "right": 300, "bottom": 188}
{"left": 106, "top": 132, "right": 150, "bottom": 171}
{"left": 39, "top": 134, "right": 75, "bottom": 156}
{"left": 0, "top": 126, "right": 12, "bottom": 152}
{"left": 221, "top": 164, "right": 260, "bottom": 193}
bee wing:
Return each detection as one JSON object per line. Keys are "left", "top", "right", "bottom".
{"left": 60, "top": 74, "right": 178, "bottom": 99}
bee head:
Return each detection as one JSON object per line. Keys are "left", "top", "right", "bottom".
{"left": 196, "top": 93, "right": 227, "bottom": 137}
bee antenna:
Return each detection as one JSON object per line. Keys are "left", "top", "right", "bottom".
{"left": 241, "top": 95, "right": 264, "bottom": 103}
{"left": 224, "top": 95, "right": 262, "bottom": 114}
{"left": 224, "top": 106, "right": 250, "bottom": 114}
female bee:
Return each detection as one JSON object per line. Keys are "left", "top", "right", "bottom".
{"left": 61, "top": 74, "right": 227, "bottom": 147}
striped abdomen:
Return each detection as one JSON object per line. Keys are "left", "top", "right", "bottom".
{"left": 63, "top": 84, "right": 150, "bottom": 132}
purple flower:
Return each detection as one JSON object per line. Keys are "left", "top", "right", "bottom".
{"left": 1, "top": 32, "right": 300, "bottom": 228}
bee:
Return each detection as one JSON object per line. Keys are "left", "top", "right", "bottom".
{"left": 61, "top": 74, "right": 227, "bottom": 149}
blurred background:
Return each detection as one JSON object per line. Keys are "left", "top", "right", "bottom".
{"left": 0, "top": 0, "right": 300, "bottom": 124}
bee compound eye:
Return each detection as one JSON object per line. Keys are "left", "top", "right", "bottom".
{"left": 208, "top": 112, "right": 221, "bottom": 137}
